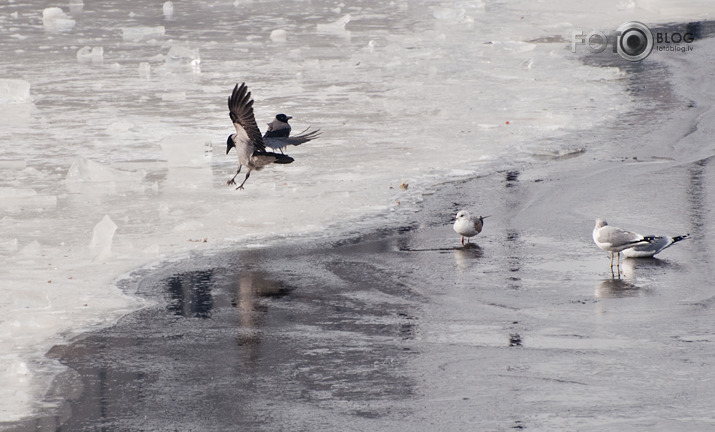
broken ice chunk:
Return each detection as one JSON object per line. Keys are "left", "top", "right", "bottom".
{"left": 165, "top": 45, "right": 200, "bottom": 72}
{"left": 173, "top": 220, "right": 204, "bottom": 232}
{"left": 122, "top": 26, "right": 165, "bottom": 42}
{"left": 138, "top": 62, "right": 151, "bottom": 79}
{"left": 0, "top": 160, "right": 27, "bottom": 169}
{"left": 0, "top": 188, "right": 57, "bottom": 212}
{"left": 69, "top": 0, "right": 84, "bottom": 14}
{"left": 76, "top": 46, "right": 104, "bottom": 64}
{"left": 163, "top": 1, "right": 174, "bottom": 17}
{"left": 0, "top": 238, "right": 18, "bottom": 253}
{"left": 316, "top": 14, "right": 351, "bottom": 38}
{"left": 160, "top": 135, "right": 212, "bottom": 167}
{"left": 67, "top": 157, "right": 127, "bottom": 182}
{"left": 65, "top": 157, "right": 145, "bottom": 193}
{"left": 160, "top": 92, "right": 186, "bottom": 102}
{"left": 270, "top": 29, "right": 287, "bottom": 43}
{"left": 89, "top": 215, "right": 117, "bottom": 263}
{"left": 42, "top": 7, "right": 75, "bottom": 32}
{"left": 0, "top": 79, "right": 31, "bottom": 104}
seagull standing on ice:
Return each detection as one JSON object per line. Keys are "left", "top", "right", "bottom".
{"left": 225, "top": 83, "right": 295, "bottom": 190}
{"left": 453, "top": 210, "right": 488, "bottom": 245}
{"left": 622, "top": 233, "right": 689, "bottom": 258}
{"left": 592, "top": 219, "right": 654, "bottom": 268}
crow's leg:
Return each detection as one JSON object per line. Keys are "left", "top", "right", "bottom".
{"left": 236, "top": 170, "right": 251, "bottom": 190}
{"left": 227, "top": 165, "right": 242, "bottom": 186}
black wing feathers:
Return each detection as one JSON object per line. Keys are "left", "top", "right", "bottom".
{"left": 279, "top": 127, "right": 321, "bottom": 145}
{"left": 228, "top": 83, "right": 266, "bottom": 151}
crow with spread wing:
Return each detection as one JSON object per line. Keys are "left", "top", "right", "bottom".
{"left": 225, "top": 83, "right": 295, "bottom": 190}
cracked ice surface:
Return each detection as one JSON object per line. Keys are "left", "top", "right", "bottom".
{"left": 0, "top": 0, "right": 712, "bottom": 422}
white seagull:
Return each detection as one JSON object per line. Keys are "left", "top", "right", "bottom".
{"left": 592, "top": 219, "right": 654, "bottom": 268}
{"left": 225, "top": 83, "right": 295, "bottom": 190}
{"left": 622, "top": 233, "right": 689, "bottom": 258}
{"left": 453, "top": 210, "right": 488, "bottom": 245}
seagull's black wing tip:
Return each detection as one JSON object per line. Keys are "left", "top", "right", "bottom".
{"left": 672, "top": 233, "right": 690, "bottom": 243}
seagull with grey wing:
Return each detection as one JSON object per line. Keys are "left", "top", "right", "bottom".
{"left": 622, "top": 233, "right": 689, "bottom": 258}
{"left": 263, "top": 113, "right": 320, "bottom": 155}
{"left": 225, "top": 83, "right": 295, "bottom": 190}
{"left": 592, "top": 219, "right": 655, "bottom": 269}
{"left": 453, "top": 210, "right": 489, "bottom": 245}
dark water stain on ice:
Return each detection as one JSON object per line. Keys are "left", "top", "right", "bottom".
{"left": 12, "top": 238, "right": 425, "bottom": 431}
{"left": 53, "top": 239, "right": 521, "bottom": 430}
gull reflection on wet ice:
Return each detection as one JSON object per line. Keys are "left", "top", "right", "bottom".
{"left": 453, "top": 243, "right": 483, "bottom": 270}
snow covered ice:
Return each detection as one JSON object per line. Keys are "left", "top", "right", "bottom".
{"left": 0, "top": 0, "right": 713, "bottom": 424}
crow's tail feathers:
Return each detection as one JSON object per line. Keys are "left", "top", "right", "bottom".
{"left": 272, "top": 153, "right": 295, "bottom": 164}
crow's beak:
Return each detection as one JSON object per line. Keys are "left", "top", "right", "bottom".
{"left": 226, "top": 135, "right": 235, "bottom": 154}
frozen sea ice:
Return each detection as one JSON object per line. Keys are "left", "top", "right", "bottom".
{"left": 89, "top": 215, "right": 117, "bottom": 263}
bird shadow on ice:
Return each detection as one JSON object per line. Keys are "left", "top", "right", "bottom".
{"left": 396, "top": 241, "right": 484, "bottom": 269}
{"left": 397, "top": 242, "right": 482, "bottom": 254}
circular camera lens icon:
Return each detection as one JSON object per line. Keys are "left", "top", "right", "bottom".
{"left": 616, "top": 21, "right": 653, "bottom": 62}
